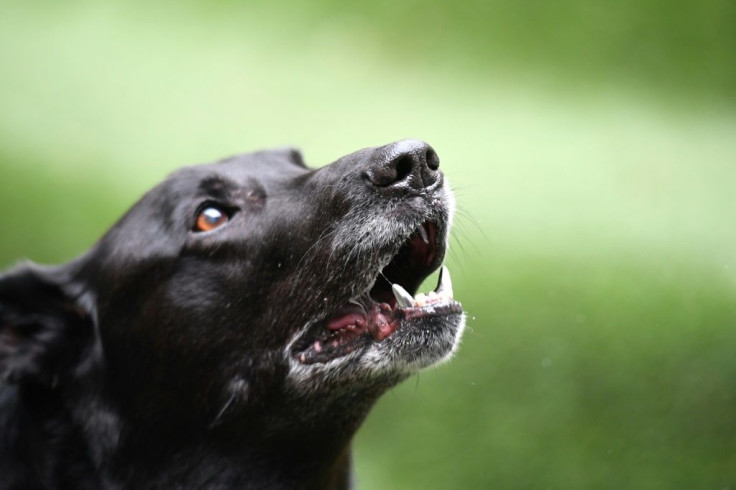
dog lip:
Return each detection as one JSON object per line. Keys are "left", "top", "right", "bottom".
{"left": 294, "top": 297, "right": 463, "bottom": 365}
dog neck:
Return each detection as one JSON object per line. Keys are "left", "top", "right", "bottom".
{"left": 107, "top": 436, "right": 355, "bottom": 490}
{"left": 8, "top": 382, "right": 361, "bottom": 489}
{"left": 105, "top": 412, "right": 359, "bottom": 489}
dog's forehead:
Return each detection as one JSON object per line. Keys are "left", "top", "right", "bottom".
{"left": 169, "top": 148, "right": 309, "bottom": 188}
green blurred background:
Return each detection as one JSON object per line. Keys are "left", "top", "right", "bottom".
{"left": 1, "top": 1, "right": 735, "bottom": 488}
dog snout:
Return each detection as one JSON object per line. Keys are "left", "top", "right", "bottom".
{"left": 364, "top": 139, "right": 440, "bottom": 193}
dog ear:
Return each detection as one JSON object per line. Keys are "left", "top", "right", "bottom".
{"left": 269, "top": 147, "right": 306, "bottom": 168}
{"left": 0, "top": 264, "right": 94, "bottom": 385}
{"left": 284, "top": 148, "right": 306, "bottom": 168}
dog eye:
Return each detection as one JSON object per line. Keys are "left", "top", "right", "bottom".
{"left": 194, "top": 205, "right": 230, "bottom": 232}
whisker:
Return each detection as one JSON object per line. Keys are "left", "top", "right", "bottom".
{"left": 209, "top": 393, "right": 237, "bottom": 429}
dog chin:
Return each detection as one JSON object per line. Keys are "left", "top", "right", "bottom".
{"left": 285, "top": 310, "right": 466, "bottom": 393}
{"left": 358, "top": 311, "right": 467, "bottom": 372}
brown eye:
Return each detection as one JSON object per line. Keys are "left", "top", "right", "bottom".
{"left": 194, "top": 206, "right": 229, "bottom": 232}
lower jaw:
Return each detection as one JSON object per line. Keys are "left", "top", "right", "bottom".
{"left": 293, "top": 299, "right": 463, "bottom": 365}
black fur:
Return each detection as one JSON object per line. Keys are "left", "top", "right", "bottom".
{"left": 0, "top": 140, "right": 464, "bottom": 489}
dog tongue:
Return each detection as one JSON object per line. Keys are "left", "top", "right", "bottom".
{"left": 325, "top": 305, "right": 399, "bottom": 341}
{"left": 327, "top": 312, "right": 365, "bottom": 331}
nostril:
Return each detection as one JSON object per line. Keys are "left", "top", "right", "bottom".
{"left": 425, "top": 149, "right": 440, "bottom": 170}
{"left": 394, "top": 155, "right": 414, "bottom": 183}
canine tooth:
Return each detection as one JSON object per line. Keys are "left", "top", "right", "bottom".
{"left": 417, "top": 225, "right": 430, "bottom": 244}
{"left": 392, "top": 284, "right": 414, "bottom": 308}
{"left": 435, "top": 265, "right": 454, "bottom": 298}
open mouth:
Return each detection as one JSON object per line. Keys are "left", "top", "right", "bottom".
{"left": 292, "top": 221, "right": 463, "bottom": 365}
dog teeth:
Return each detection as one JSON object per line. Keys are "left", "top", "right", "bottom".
{"left": 392, "top": 284, "right": 415, "bottom": 308}
{"left": 417, "top": 224, "right": 430, "bottom": 244}
{"left": 391, "top": 265, "right": 455, "bottom": 309}
{"left": 435, "top": 265, "right": 453, "bottom": 299}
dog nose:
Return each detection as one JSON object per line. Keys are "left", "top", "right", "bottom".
{"left": 364, "top": 139, "right": 440, "bottom": 192}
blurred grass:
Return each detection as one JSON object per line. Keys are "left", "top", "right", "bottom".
{"left": 1, "top": 1, "right": 735, "bottom": 489}
{"left": 363, "top": 253, "right": 736, "bottom": 489}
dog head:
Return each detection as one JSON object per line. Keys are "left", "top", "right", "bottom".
{"left": 0, "top": 140, "right": 465, "bottom": 441}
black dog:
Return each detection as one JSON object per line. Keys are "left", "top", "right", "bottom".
{"left": 0, "top": 140, "right": 465, "bottom": 489}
